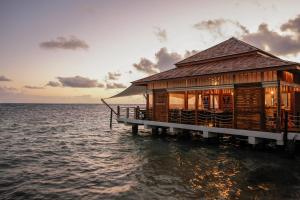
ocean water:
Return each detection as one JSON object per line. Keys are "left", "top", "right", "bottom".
{"left": 0, "top": 104, "right": 299, "bottom": 200}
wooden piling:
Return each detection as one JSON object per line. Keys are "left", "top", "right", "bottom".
{"left": 110, "top": 109, "right": 113, "bottom": 129}
{"left": 126, "top": 107, "right": 129, "bottom": 118}
{"left": 283, "top": 110, "right": 288, "bottom": 146}
{"left": 117, "top": 106, "right": 120, "bottom": 116}
{"left": 132, "top": 124, "right": 138, "bottom": 135}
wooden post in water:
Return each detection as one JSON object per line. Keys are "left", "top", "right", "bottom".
{"left": 117, "top": 106, "right": 120, "bottom": 117}
{"left": 110, "top": 109, "right": 113, "bottom": 129}
{"left": 283, "top": 110, "right": 288, "bottom": 146}
{"left": 132, "top": 124, "right": 138, "bottom": 135}
{"left": 126, "top": 108, "right": 129, "bottom": 118}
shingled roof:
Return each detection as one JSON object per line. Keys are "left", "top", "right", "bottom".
{"left": 176, "top": 37, "right": 277, "bottom": 66}
{"left": 133, "top": 37, "right": 298, "bottom": 84}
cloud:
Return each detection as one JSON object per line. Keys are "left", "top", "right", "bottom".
{"left": 194, "top": 19, "right": 249, "bottom": 37}
{"left": 184, "top": 50, "right": 198, "bottom": 58}
{"left": 40, "top": 36, "right": 89, "bottom": 50}
{"left": 57, "top": 76, "right": 104, "bottom": 88}
{"left": 24, "top": 85, "right": 44, "bottom": 89}
{"left": 46, "top": 81, "right": 61, "bottom": 87}
{"left": 106, "top": 82, "right": 127, "bottom": 89}
{"left": 154, "top": 27, "right": 167, "bottom": 42}
{"left": 155, "top": 47, "right": 182, "bottom": 70}
{"left": 133, "top": 58, "right": 159, "bottom": 74}
{"left": 0, "top": 86, "right": 18, "bottom": 93}
{"left": 194, "top": 15, "right": 300, "bottom": 56}
{"left": 133, "top": 47, "right": 198, "bottom": 74}
{"left": 242, "top": 22, "right": 300, "bottom": 56}
{"left": 0, "top": 75, "right": 11, "bottom": 81}
{"left": 281, "top": 15, "right": 300, "bottom": 33}
{"left": 107, "top": 72, "right": 121, "bottom": 80}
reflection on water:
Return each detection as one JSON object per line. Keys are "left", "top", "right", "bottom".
{"left": 0, "top": 104, "right": 299, "bottom": 199}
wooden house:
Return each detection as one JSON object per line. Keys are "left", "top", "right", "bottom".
{"left": 130, "top": 37, "right": 300, "bottom": 132}
{"left": 103, "top": 37, "right": 300, "bottom": 146}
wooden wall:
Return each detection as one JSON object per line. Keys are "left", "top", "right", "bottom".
{"left": 153, "top": 90, "right": 168, "bottom": 122}
{"left": 234, "top": 83, "right": 265, "bottom": 130}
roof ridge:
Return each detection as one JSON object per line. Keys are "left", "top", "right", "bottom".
{"left": 175, "top": 37, "right": 278, "bottom": 66}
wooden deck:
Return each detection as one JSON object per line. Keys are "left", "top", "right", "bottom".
{"left": 117, "top": 117, "right": 300, "bottom": 145}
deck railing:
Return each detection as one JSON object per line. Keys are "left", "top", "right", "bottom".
{"left": 117, "top": 106, "right": 147, "bottom": 120}
{"left": 117, "top": 106, "right": 300, "bottom": 133}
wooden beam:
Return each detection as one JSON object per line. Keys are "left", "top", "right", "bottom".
{"left": 276, "top": 79, "right": 281, "bottom": 132}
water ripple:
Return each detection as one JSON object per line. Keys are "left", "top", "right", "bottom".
{"left": 0, "top": 104, "right": 299, "bottom": 199}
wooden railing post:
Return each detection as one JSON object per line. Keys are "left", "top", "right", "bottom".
{"left": 110, "top": 109, "right": 113, "bottom": 129}
{"left": 117, "top": 106, "right": 120, "bottom": 117}
{"left": 136, "top": 106, "right": 140, "bottom": 119}
{"left": 134, "top": 107, "right": 137, "bottom": 119}
{"left": 126, "top": 107, "right": 129, "bottom": 119}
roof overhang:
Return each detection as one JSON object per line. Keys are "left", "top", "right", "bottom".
{"left": 107, "top": 84, "right": 147, "bottom": 99}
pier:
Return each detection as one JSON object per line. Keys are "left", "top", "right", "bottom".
{"left": 115, "top": 105, "right": 300, "bottom": 146}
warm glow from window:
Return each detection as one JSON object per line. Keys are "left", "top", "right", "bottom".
{"left": 210, "top": 95, "right": 219, "bottom": 109}
{"left": 188, "top": 93, "right": 196, "bottom": 110}
{"left": 169, "top": 93, "right": 185, "bottom": 109}
{"left": 148, "top": 94, "right": 153, "bottom": 108}
{"left": 198, "top": 94, "right": 204, "bottom": 110}
{"left": 281, "top": 93, "right": 291, "bottom": 110}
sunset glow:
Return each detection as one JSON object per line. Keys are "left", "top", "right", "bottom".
{"left": 1, "top": 0, "right": 300, "bottom": 103}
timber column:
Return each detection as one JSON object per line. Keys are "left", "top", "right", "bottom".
{"left": 276, "top": 79, "right": 281, "bottom": 132}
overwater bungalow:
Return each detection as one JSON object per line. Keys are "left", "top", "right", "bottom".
{"left": 103, "top": 37, "right": 300, "bottom": 146}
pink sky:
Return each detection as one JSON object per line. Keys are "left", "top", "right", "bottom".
{"left": 0, "top": 0, "right": 300, "bottom": 103}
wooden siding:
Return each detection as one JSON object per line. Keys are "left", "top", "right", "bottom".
{"left": 153, "top": 90, "right": 168, "bottom": 122}
{"left": 234, "top": 83, "right": 265, "bottom": 130}
{"left": 148, "top": 70, "right": 279, "bottom": 90}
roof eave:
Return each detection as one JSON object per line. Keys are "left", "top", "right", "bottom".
{"left": 133, "top": 63, "right": 299, "bottom": 85}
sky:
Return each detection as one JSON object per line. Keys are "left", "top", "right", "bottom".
{"left": 0, "top": 0, "right": 300, "bottom": 103}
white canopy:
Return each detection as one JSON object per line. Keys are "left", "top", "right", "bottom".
{"left": 108, "top": 84, "right": 147, "bottom": 99}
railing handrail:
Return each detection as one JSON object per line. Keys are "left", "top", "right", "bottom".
{"left": 101, "top": 98, "right": 118, "bottom": 115}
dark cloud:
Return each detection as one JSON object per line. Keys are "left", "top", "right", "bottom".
{"left": 40, "top": 36, "right": 89, "bottom": 50}
{"left": 154, "top": 27, "right": 167, "bottom": 42}
{"left": 46, "top": 81, "right": 61, "bottom": 87}
{"left": 106, "top": 83, "right": 127, "bottom": 89}
{"left": 107, "top": 72, "right": 121, "bottom": 80}
{"left": 242, "top": 22, "right": 300, "bottom": 55}
{"left": 133, "top": 58, "right": 159, "bottom": 74}
{"left": 281, "top": 15, "right": 300, "bottom": 33}
{"left": 0, "top": 75, "right": 11, "bottom": 81}
{"left": 194, "top": 15, "right": 300, "bottom": 56}
{"left": 24, "top": 85, "right": 44, "bottom": 89}
{"left": 155, "top": 48, "right": 182, "bottom": 70}
{"left": 57, "top": 76, "right": 104, "bottom": 88}
{"left": 133, "top": 47, "right": 198, "bottom": 74}
{"left": 184, "top": 50, "right": 199, "bottom": 58}
{"left": 194, "top": 19, "right": 249, "bottom": 37}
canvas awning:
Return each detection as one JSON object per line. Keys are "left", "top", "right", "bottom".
{"left": 108, "top": 84, "right": 147, "bottom": 99}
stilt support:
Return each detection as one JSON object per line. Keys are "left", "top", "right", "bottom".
{"left": 151, "top": 127, "right": 159, "bottom": 135}
{"left": 132, "top": 124, "right": 138, "bottom": 135}
{"left": 203, "top": 131, "right": 217, "bottom": 138}
{"left": 248, "top": 136, "right": 262, "bottom": 145}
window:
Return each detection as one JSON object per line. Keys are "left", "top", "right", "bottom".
{"left": 187, "top": 93, "right": 196, "bottom": 110}
{"left": 198, "top": 94, "right": 204, "bottom": 110}
{"left": 169, "top": 93, "right": 185, "bottom": 109}
{"left": 281, "top": 93, "right": 291, "bottom": 110}
{"left": 265, "top": 88, "right": 276, "bottom": 108}
{"left": 209, "top": 95, "right": 220, "bottom": 109}
{"left": 148, "top": 94, "right": 153, "bottom": 109}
